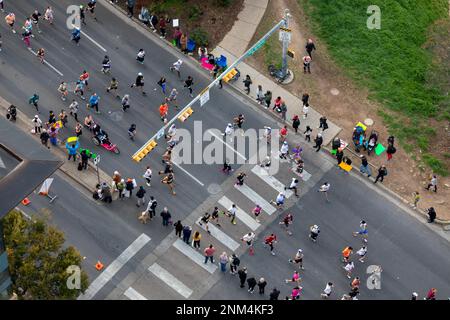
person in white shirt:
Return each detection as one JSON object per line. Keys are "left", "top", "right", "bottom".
{"left": 241, "top": 232, "right": 255, "bottom": 246}
{"left": 170, "top": 59, "right": 183, "bottom": 78}
{"left": 32, "top": 115, "right": 42, "bottom": 134}
{"left": 256, "top": 85, "right": 264, "bottom": 104}
{"left": 68, "top": 99, "right": 79, "bottom": 122}
{"left": 263, "top": 126, "right": 272, "bottom": 144}
{"left": 223, "top": 123, "right": 233, "bottom": 140}
{"left": 302, "top": 104, "right": 309, "bottom": 119}
{"left": 318, "top": 182, "right": 331, "bottom": 201}
{"left": 143, "top": 166, "right": 152, "bottom": 186}
{"left": 228, "top": 204, "right": 237, "bottom": 225}
{"left": 166, "top": 124, "right": 177, "bottom": 140}
{"left": 271, "top": 191, "right": 286, "bottom": 208}
{"left": 356, "top": 246, "right": 367, "bottom": 263}
{"left": 136, "top": 49, "right": 145, "bottom": 64}
{"left": 321, "top": 282, "right": 333, "bottom": 299}
{"left": 280, "top": 141, "right": 289, "bottom": 159}
{"left": 344, "top": 262, "right": 354, "bottom": 279}
{"left": 288, "top": 177, "right": 299, "bottom": 197}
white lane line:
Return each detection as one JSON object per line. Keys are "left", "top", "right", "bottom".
{"left": 218, "top": 196, "right": 260, "bottom": 231}
{"left": 124, "top": 287, "right": 148, "bottom": 300}
{"left": 148, "top": 263, "right": 193, "bottom": 298}
{"left": 172, "top": 161, "right": 205, "bottom": 187}
{"left": 196, "top": 219, "right": 240, "bottom": 251}
{"left": 206, "top": 130, "right": 247, "bottom": 161}
{"left": 0, "top": 156, "right": 5, "bottom": 169}
{"left": 234, "top": 184, "right": 276, "bottom": 216}
{"left": 78, "top": 233, "right": 151, "bottom": 300}
{"left": 80, "top": 30, "right": 107, "bottom": 52}
{"left": 251, "top": 165, "right": 293, "bottom": 198}
{"left": 172, "top": 239, "right": 217, "bottom": 274}
{"left": 29, "top": 49, "right": 64, "bottom": 76}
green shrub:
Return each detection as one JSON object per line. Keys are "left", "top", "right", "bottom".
{"left": 188, "top": 5, "right": 202, "bottom": 21}
{"left": 422, "top": 154, "right": 449, "bottom": 176}
{"left": 190, "top": 28, "right": 209, "bottom": 46}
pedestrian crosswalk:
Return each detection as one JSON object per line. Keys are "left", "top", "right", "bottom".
{"left": 119, "top": 161, "right": 319, "bottom": 300}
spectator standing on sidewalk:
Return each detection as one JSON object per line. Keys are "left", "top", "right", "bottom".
{"left": 264, "top": 90, "right": 272, "bottom": 109}
{"left": 204, "top": 244, "right": 216, "bottom": 264}
{"left": 40, "top": 129, "right": 50, "bottom": 148}
{"left": 243, "top": 75, "right": 252, "bottom": 94}
{"left": 280, "top": 101, "right": 287, "bottom": 121}
{"left": 412, "top": 191, "right": 420, "bottom": 209}
{"left": 425, "top": 174, "right": 437, "bottom": 192}
{"left": 126, "top": 0, "right": 135, "bottom": 18}
{"left": 303, "top": 55, "right": 312, "bottom": 73}
{"left": 374, "top": 165, "right": 388, "bottom": 184}
{"left": 149, "top": 13, "right": 158, "bottom": 32}
{"left": 160, "top": 207, "right": 171, "bottom": 226}
{"left": 182, "top": 225, "right": 192, "bottom": 244}
{"left": 247, "top": 276, "right": 257, "bottom": 293}
{"left": 336, "top": 148, "right": 344, "bottom": 165}
{"left": 219, "top": 252, "right": 229, "bottom": 272}
{"left": 305, "top": 39, "right": 316, "bottom": 58}
{"left": 292, "top": 115, "right": 300, "bottom": 133}
{"left": 159, "top": 16, "right": 166, "bottom": 38}
{"left": 256, "top": 85, "right": 264, "bottom": 104}
{"left": 229, "top": 254, "right": 240, "bottom": 274}
{"left": 80, "top": 149, "right": 90, "bottom": 170}
{"left": 135, "top": 186, "right": 146, "bottom": 207}
{"left": 31, "top": 115, "right": 42, "bottom": 134}
{"left": 174, "top": 220, "right": 183, "bottom": 237}
{"left": 319, "top": 116, "right": 328, "bottom": 131}
{"left": 257, "top": 278, "right": 267, "bottom": 295}
{"left": 238, "top": 267, "right": 247, "bottom": 288}
{"left": 426, "top": 207, "right": 436, "bottom": 223}
{"left": 386, "top": 136, "right": 396, "bottom": 161}
{"left": 359, "top": 155, "right": 372, "bottom": 177}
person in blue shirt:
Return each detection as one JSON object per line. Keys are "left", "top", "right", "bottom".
{"left": 71, "top": 26, "right": 81, "bottom": 45}
{"left": 88, "top": 93, "right": 100, "bottom": 114}
{"left": 66, "top": 140, "right": 80, "bottom": 162}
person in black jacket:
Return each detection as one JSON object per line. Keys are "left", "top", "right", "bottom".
{"left": 150, "top": 13, "right": 158, "bottom": 32}
{"left": 292, "top": 115, "right": 300, "bottom": 133}
{"left": 238, "top": 267, "right": 247, "bottom": 288}
{"left": 230, "top": 254, "right": 240, "bottom": 274}
{"left": 136, "top": 186, "right": 146, "bottom": 207}
{"left": 336, "top": 148, "right": 344, "bottom": 165}
{"left": 313, "top": 133, "right": 323, "bottom": 152}
{"left": 160, "top": 207, "right": 171, "bottom": 226}
{"left": 80, "top": 149, "right": 90, "bottom": 170}
{"left": 125, "top": 178, "right": 135, "bottom": 197}
{"left": 319, "top": 116, "right": 328, "bottom": 131}
{"left": 247, "top": 277, "right": 257, "bottom": 293}
{"left": 269, "top": 287, "right": 280, "bottom": 300}
{"left": 243, "top": 75, "right": 252, "bottom": 95}
{"left": 427, "top": 207, "right": 436, "bottom": 223}
{"left": 305, "top": 39, "right": 316, "bottom": 58}
{"left": 174, "top": 220, "right": 183, "bottom": 237}
{"left": 374, "top": 165, "right": 387, "bottom": 184}
{"left": 40, "top": 129, "right": 50, "bottom": 149}
{"left": 257, "top": 277, "right": 267, "bottom": 295}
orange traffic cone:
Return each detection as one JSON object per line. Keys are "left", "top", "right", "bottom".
{"left": 95, "top": 261, "right": 104, "bottom": 271}
{"left": 21, "top": 198, "right": 31, "bottom": 206}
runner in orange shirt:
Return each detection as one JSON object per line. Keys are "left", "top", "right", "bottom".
{"left": 159, "top": 102, "right": 168, "bottom": 123}
{"left": 342, "top": 246, "right": 353, "bottom": 263}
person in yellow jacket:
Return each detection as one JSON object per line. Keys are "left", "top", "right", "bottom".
{"left": 192, "top": 231, "right": 201, "bottom": 250}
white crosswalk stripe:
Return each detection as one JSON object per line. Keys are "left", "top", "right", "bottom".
{"left": 124, "top": 287, "right": 148, "bottom": 300}
{"left": 234, "top": 184, "right": 276, "bottom": 215}
{"left": 251, "top": 165, "right": 293, "bottom": 198}
{"left": 196, "top": 219, "right": 240, "bottom": 251}
{"left": 172, "top": 239, "right": 218, "bottom": 274}
{"left": 218, "top": 196, "right": 260, "bottom": 231}
{"left": 148, "top": 263, "right": 193, "bottom": 298}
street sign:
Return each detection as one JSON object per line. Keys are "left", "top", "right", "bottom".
{"left": 279, "top": 29, "right": 291, "bottom": 43}
{"left": 200, "top": 89, "right": 210, "bottom": 107}
{"left": 93, "top": 155, "right": 101, "bottom": 166}
{"left": 156, "top": 128, "right": 165, "bottom": 140}
{"left": 246, "top": 39, "right": 266, "bottom": 57}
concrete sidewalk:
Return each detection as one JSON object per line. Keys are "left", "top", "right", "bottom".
{"left": 212, "top": 46, "right": 341, "bottom": 146}
{"left": 0, "top": 96, "right": 111, "bottom": 194}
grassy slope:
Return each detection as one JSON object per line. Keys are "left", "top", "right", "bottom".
{"left": 302, "top": 0, "right": 449, "bottom": 175}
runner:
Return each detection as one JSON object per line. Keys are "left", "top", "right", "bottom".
{"left": 36, "top": 48, "right": 45, "bottom": 63}
{"left": 121, "top": 94, "right": 130, "bottom": 112}
{"left": 159, "top": 101, "right": 169, "bottom": 122}
{"left": 288, "top": 249, "right": 304, "bottom": 270}
{"left": 59, "top": 110, "right": 68, "bottom": 127}
{"left": 136, "top": 48, "right": 145, "bottom": 64}
{"left": 157, "top": 76, "right": 167, "bottom": 95}
{"left": 146, "top": 196, "right": 157, "bottom": 219}
{"left": 352, "top": 220, "right": 368, "bottom": 243}
{"left": 233, "top": 114, "right": 245, "bottom": 136}
{"left": 318, "top": 182, "right": 331, "bottom": 202}
{"left": 161, "top": 172, "right": 176, "bottom": 195}
{"left": 87, "top": 93, "right": 100, "bottom": 114}
{"left": 31, "top": 9, "right": 42, "bottom": 34}
{"left": 165, "top": 124, "right": 177, "bottom": 141}
{"left": 287, "top": 178, "right": 299, "bottom": 197}
{"left": 342, "top": 246, "right": 353, "bottom": 263}
{"left": 184, "top": 76, "right": 194, "bottom": 98}
{"left": 227, "top": 203, "right": 237, "bottom": 225}
{"left": 128, "top": 124, "right": 136, "bottom": 140}
{"left": 58, "top": 82, "right": 68, "bottom": 101}
{"left": 166, "top": 88, "right": 179, "bottom": 109}
{"left": 321, "top": 282, "right": 333, "bottom": 299}
{"left": 170, "top": 59, "right": 183, "bottom": 78}
{"left": 5, "top": 12, "right": 16, "bottom": 33}
{"left": 280, "top": 213, "right": 293, "bottom": 235}
{"left": 252, "top": 204, "right": 262, "bottom": 223}
{"left": 143, "top": 166, "right": 152, "bottom": 186}
{"left": 222, "top": 123, "right": 233, "bottom": 138}
{"left": 356, "top": 246, "right": 367, "bottom": 263}
{"left": 44, "top": 7, "right": 54, "bottom": 25}
{"left": 264, "top": 233, "right": 277, "bottom": 255}
{"left": 71, "top": 26, "right": 81, "bottom": 45}
{"left": 263, "top": 126, "right": 272, "bottom": 144}
{"left": 279, "top": 141, "right": 289, "bottom": 159}
{"left": 74, "top": 80, "right": 85, "bottom": 100}
{"left": 23, "top": 17, "right": 33, "bottom": 38}
{"left": 131, "top": 72, "right": 146, "bottom": 95}
{"left": 241, "top": 232, "right": 256, "bottom": 247}
{"left": 199, "top": 212, "right": 211, "bottom": 234}
{"left": 101, "top": 55, "right": 111, "bottom": 74}
{"left": 79, "top": 70, "right": 90, "bottom": 91}
{"left": 28, "top": 93, "right": 39, "bottom": 112}
{"left": 343, "top": 261, "right": 355, "bottom": 279}
{"left": 270, "top": 191, "right": 286, "bottom": 209}
{"left": 158, "top": 161, "right": 173, "bottom": 175}
{"left": 107, "top": 78, "right": 120, "bottom": 98}
{"left": 304, "top": 125, "right": 312, "bottom": 142}
{"left": 235, "top": 172, "right": 246, "bottom": 186}
{"left": 79, "top": 5, "right": 86, "bottom": 25}
{"left": 22, "top": 28, "right": 32, "bottom": 49}
{"left": 75, "top": 122, "right": 82, "bottom": 137}
{"left": 309, "top": 224, "right": 320, "bottom": 242}
{"left": 279, "top": 125, "right": 288, "bottom": 142}
{"left": 87, "top": 0, "right": 97, "bottom": 21}
{"left": 211, "top": 206, "right": 221, "bottom": 227}
{"left": 290, "top": 286, "right": 302, "bottom": 300}
{"left": 350, "top": 276, "right": 360, "bottom": 290}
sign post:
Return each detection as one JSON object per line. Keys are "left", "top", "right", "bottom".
{"left": 280, "top": 9, "right": 291, "bottom": 79}
{"left": 93, "top": 155, "right": 101, "bottom": 185}
{"left": 199, "top": 89, "right": 210, "bottom": 107}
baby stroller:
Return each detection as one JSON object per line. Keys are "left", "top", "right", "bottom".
{"left": 365, "top": 130, "right": 378, "bottom": 156}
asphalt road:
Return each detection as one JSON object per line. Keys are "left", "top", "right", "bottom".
{"left": 1, "top": 1, "right": 449, "bottom": 300}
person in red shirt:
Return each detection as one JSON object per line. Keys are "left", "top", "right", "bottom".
{"left": 264, "top": 233, "right": 277, "bottom": 255}
{"left": 79, "top": 70, "right": 90, "bottom": 90}
{"left": 159, "top": 17, "right": 166, "bottom": 38}
{"left": 280, "top": 125, "right": 288, "bottom": 142}
{"left": 204, "top": 244, "right": 216, "bottom": 264}
{"left": 159, "top": 102, "right": 168, "bottom": 122}
{"left": 425, "top": 288, "right": 437, "bottom": 300}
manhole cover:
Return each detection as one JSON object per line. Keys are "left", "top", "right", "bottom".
{"left": 109, "top": 111, "right": 123, "bottom": 122}
{"left": 207, "top": 183, "right": 222, "bottom": 195}
{"left": 364, "top": 118, "right": 374, "bottom": 126}
{"left": 330, "top": 88, "right": 340, "bottom": 96}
